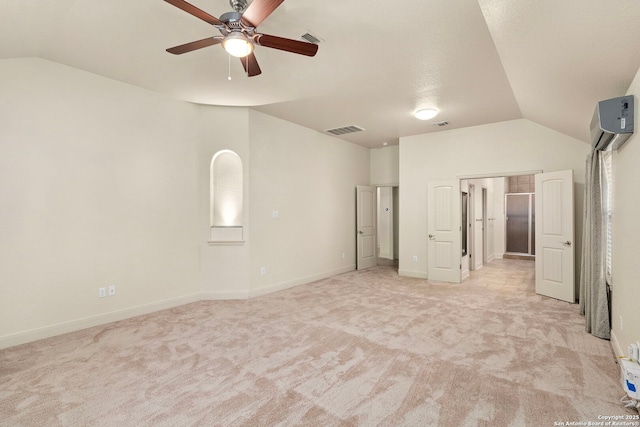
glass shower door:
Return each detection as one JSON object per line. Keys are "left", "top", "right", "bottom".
{"left": 505, "top": 193, "right": 535, "bottom": 255}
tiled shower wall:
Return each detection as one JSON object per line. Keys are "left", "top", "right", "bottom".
{"left": 508, "top": 175, "right": 534, "bottom": 193}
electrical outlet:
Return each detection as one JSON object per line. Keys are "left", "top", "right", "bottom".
{"left": 99, "top": 287, "right": 106, "bottom": 298}
{"left": 260, "top": 267, "right": 266, "bottom": 276}
{"left": 272, "top": 210, "right": 279, "bottom": 219}
{"left": 412, "top": 256, "right": 418, "bottom": 262}
{"left": 108, "top": 285, "right": 116, "bottom": 296}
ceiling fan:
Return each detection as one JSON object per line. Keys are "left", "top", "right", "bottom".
{"left": 164, "top": 0, "right": 319, "bottom": 77}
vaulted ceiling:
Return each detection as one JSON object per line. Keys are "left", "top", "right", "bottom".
{"left": 2, "top": 0, "right": 640, "bottom": 148}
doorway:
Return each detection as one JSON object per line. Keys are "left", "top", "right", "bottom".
{"left": 504, "top": 174, "right": 536, "bottom": 259}
{"left": 467, "top": 183, "right": 486, "bottom": 272}
{"left": 505, "top": 193, "right": 535, "bottom": 256}
{"left": 459, "top": 174, "right": 530, "bottom": 278}
{"left": 429, "top": 170, "right": 574, "bottom": 302}
{"left": 377, "top": 186, "right": 399, "bottom": 268}
{"left": 356, "top": 185, "right": 399, "bottom": 270}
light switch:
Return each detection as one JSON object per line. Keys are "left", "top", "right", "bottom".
{"left": 272, "top": 210, "right": 279, "bottom": 219}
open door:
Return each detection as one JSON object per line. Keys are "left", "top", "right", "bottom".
{"left": 427, "top": 180, "right": 461, "bottom": 283}
{"left": 535, "top": 170, "right": 575, "bottom": 302}
{"left": 356, "top": 185, "right": 377, "bottom": 270}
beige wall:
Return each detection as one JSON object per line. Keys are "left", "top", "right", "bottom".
{"left": 610, "top": 66, "right": 640, "bottom": 356}
{"left": 0, "top": 58, "right": 201, "bottom": 346}
{"left": 248, "top": 111, "right": 369, "bottom": 295}
{"left": 370, "top": 145, "right": 399, "bottom": 186}
{"left": 198, "top": 106, "right": 252, "bottom": 299}
{"left": 398, "top": 118, "right": 589, "bottom": 279}
{"left": 0, "top": 58, "right": 370, "bottom": 348}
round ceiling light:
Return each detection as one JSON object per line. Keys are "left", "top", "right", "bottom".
{"left": 414, "top": 109, "right": 438, "bottom": 120}
{"left": 222, "top": 32, "right": 254, "bottom": 58}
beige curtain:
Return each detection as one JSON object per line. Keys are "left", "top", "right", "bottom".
{"left": 579, "top": 150, "right": 609, "bottom": 339}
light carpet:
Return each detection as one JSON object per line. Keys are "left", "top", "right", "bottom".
{"left": 0, "top": 259, "right": 633, "bottom": 426}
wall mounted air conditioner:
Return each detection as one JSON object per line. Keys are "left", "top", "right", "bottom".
{"left": 591, "top": 95, "right": 635, "bottom": 151}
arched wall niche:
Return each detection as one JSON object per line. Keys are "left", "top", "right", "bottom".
{"left": 210, "top": 149, "right": 243, "bottom": 243}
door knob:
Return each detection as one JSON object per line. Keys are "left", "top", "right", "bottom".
{"left": 428, "top": 234, "right": 435, "bottom": 240}
{"left": 562, "top": 240, "right": 572, "bottom": 247}
{"left": 359, "top": 230, "right": 364, "bottom": 235}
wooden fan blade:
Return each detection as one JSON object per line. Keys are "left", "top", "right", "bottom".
{"left": 241, "top": 0, "right": 284, "bottom": 28}
{"left": 255, "top": 34, "right": 318, "bottom": 57}
{"left": 164, "top": 0, "right": 224, "bottom": 26}
{"left": 240, "top": 53, "right": 262, "bottom": 77}
{"left": 167, "top": 37, "right": 222, "bottom": 54}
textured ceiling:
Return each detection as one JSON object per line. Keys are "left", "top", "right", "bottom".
{"left": 2, "top": 0, "right": 640, "bottom": 148}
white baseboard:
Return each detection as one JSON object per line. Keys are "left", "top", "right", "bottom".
{"left": 461, "top": 269, "right": 470, "bottom": 280}
{"left": 0, "top": 293, "right": 201, "bottom": 350}
{"left": 398, "top": 269, "right": 428, "bottom": 279}
{"left": 249, "top": 265, "right": 355, "bottom": 298}
{"left": 610, "top": 329, "right": 624, "bottom": 357}
{"left": 0, "top": 265, "right": 361, "bottom": 350}
{"left": 487, "top": 254, "right": 495, "bottom": 263}
{"left": 494, "top": 253, "right": 504, "bottom": 259}
{"left": 200, "top": 290, "right": 249, "bottom": 300}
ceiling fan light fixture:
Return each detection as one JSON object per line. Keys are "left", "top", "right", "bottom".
{"left": 415, "top": 108, "right": 438, "bottom": 120}
{"left": 222, "top": 32, "right": 254, "bottom": 58}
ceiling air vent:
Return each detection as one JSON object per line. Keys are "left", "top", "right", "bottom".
{"left": 432, "top": 121, "right": 449, "bottom": 127}
{"left": 301, "top": 32, "right": 321, "bottom": 44}
{"left": 325, "top": 125, "right": 365, "bottom": 136}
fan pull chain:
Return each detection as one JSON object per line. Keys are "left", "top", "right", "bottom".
{"left": 228, "top": 54, "right": 232, "bottom": 81}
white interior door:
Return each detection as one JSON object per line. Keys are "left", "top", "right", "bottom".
{"left": 357, "top": 185, "right": 377, "bottom": 270}
{"left": 535, "top": 170, "right": 575, "bottom": 302}
{"left": 427, "top": 180, "right": 461, "bottom": 283}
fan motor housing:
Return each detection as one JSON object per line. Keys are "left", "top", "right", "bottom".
{"left": 221, "top": 11, "right": 244, "bottom": 27}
